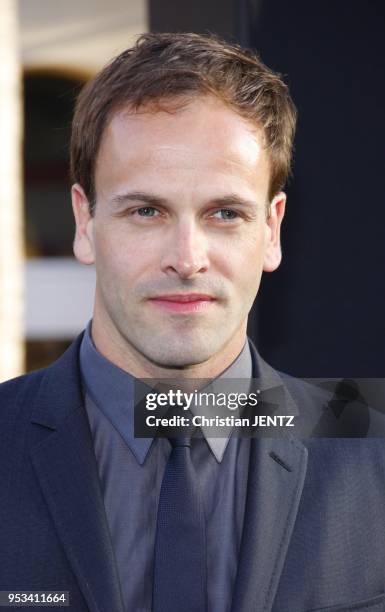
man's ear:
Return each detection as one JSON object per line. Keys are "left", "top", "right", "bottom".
{"left": 71, "top": 183, "right": 95, "bottom": 265}
{"left": 263, "top": 191, "right": 286, "bottom": 272}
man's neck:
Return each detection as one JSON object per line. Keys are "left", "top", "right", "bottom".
{"left": 90, "top": 316, "right": 247, "bottom": 382}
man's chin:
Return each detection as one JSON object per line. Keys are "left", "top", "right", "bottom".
{"left": 143, "top": 349, "right": 214, "bottom": 370}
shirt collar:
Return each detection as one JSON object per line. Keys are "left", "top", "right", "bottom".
{"left": 80, "top": 320, "right": 253, "bottom": 463}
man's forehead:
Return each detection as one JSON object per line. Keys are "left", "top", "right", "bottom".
{"left": 98, "top": 97, "right": 268, "bottom": 173}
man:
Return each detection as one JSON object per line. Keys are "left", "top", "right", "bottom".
{"left": 1, "top": 32, "right": 385, "bottom": 612}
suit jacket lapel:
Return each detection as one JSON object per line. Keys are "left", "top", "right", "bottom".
{"left": 29, "top": 335, "right": 124, "bottom": 612}
{"left": 230, "top": 345, "right": 308, "bottom": 612}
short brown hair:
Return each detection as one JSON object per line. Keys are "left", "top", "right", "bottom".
{"left": 70, "top": 32, "right": 296, "bottom": 212}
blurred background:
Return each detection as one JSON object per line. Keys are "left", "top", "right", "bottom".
{"left": 1, "top": 0, "right": 384, "bottom": 381}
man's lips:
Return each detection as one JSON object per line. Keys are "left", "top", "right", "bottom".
{"left": 148, "top": 294, "right": 216, "bottom": 313}
{"left": 150, "top": 294, "right": 215, "bottom": 302}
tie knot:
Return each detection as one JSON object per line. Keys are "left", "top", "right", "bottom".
{"left": 169, "top": 436, "right": 192, "bottom": 449}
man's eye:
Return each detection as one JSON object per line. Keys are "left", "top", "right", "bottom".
{"left": 136, "top": 207, "right": 158, "bottom": 217}
{"left": 212, "top": 209, "right": 239, "bottom": 221}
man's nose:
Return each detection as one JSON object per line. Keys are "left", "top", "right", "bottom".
{"left": 160, "top": 220, "right": 209, "bottom": 279}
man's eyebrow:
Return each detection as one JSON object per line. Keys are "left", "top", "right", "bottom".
{"left": 110, "top": 191, "right": 166, "bottom": 207}
{"left": 209, "top": 194, "right": 260, "bottom": 209}
{"left": 109, "top": 191, "right": 260, "bottom": 209}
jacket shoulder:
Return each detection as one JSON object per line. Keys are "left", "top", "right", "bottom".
{"left": 0, "top": 368, "right": 47, "bottom": 422}
{"left": 0, "top": 332, "right": 84, "bottom": 424}
{"left": 0, "top": 367, "right": 46, "bottom": 393}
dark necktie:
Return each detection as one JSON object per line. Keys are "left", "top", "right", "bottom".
{"left": 152, "top": 436, "right": 207, "bottom": 612}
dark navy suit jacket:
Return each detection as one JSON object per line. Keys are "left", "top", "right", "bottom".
{"left": 1, "top": 333, "right": 385, "bottom": 612}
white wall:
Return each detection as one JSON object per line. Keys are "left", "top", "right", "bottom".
{"left": 25, "top": 258, "right": 95, "bottom": 339}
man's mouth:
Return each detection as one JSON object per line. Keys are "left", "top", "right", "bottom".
{"left": 148, "top": 294, "right": 216, "bottom": 314}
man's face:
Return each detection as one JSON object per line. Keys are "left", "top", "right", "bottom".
{"left": 72, "top": 95, "right": 285, "bottom": 372}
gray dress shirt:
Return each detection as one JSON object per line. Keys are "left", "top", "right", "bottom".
{"left": 79, "top": 321, "right": 253, "bottom": 612}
